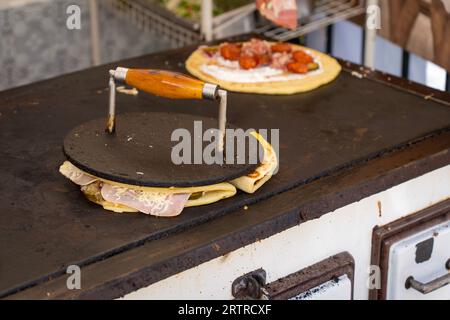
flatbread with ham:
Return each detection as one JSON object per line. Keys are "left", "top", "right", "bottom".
{"left": 186, "top": 38, "right": 341, "bottom": 95}
{"left": 60, "top": 132, "right": 278, "bottom": 217}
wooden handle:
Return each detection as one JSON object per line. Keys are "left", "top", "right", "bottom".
{"left": 125, "top": 69, "right": 205, "bottom": 99}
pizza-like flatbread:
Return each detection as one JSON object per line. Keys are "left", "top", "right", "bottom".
{"left": 186, "top": 39, "right": 341, "bottom": 95}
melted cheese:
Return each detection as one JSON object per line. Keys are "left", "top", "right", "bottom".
{"left": 100, "top": 184, "right": 189, "bottom": 216}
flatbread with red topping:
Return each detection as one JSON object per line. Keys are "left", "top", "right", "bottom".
{"left": 186, "top": 38, "right": 341, "bottom": 95}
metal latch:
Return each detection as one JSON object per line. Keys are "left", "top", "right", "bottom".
{"left": 231, "top": 269, "right": 268, "bottom": 300}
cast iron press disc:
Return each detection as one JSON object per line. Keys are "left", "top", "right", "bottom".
{"left": 63, "top": 112, "right": 262, "bottom": 188}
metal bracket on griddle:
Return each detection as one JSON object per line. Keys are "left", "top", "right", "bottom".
{"left": 106, "top": 68, "right": 227, "bottom": 152}
{"left": 107, "top": 71, "right": 117, "bottom": 134}
{"left": 217, "top": 88, "right": 227, "bottom": 152}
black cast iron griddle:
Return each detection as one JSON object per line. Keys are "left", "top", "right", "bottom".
{"left": 63, "top": 112, "right": 261, "bottom": 187}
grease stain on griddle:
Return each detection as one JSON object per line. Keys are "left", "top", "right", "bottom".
{"left": 354, "top": 128, "right": 368, "bottom": 143}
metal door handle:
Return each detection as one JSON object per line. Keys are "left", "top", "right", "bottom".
{"left": 405, "top": 260, "right": 450, "bottom": 294}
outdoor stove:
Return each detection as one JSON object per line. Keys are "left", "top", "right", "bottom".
{"left": 0, "top": 35, "right": 449, "bottom": 300}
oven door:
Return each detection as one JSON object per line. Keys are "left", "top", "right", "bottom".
{"left": 386, "top": 221, "right": 450, "bottom": 299}
{"left": 371, "top": 199, "right": 450, "bottom": 300}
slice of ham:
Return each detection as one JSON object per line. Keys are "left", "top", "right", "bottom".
{"left": 271, "top": 52, "right": 292, "bottom": 70}
{"left": 100, "top": 184, "right": 190, "bottom": 217}
{"left": 59, "top": 161, "right": 98, "bottom": 186}
{"left": 257, "top": 0, "right": 298, "bottom": 30}
{"left": 241, "top": 38, "right": 271, "bottom": 56}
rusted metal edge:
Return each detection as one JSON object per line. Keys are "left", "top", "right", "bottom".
{"left": 4, "top": 130, "right": 450, "bottom": 300}
{"left": 265, "top": 252, "right": 355, "bottom": 300}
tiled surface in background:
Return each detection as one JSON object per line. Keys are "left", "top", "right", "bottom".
{"left": 0, "top": 0, "right": 173, "bottom": 91}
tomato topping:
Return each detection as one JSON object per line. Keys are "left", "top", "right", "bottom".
{"left": 292, "top": 50, "right": 314, "bottom": 64}
{"left": 271, "top": 43, "right": 292, "bottom": 53}
{"left": 220, "top": 43, "right": 241, "bottom": 61}
{"left": 256, "top": 54, "right": 271, "bottom": 66}
{"left": 287, "top": 61, "right": 309, "bottom": 74}
{"left": 239, "top": 55, "right": 258, "bottom": 69}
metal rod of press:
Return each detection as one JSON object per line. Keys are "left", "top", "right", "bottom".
{"left": 106, "top": 71, "right": 116, "bottom": 133}
{"left": 217, "top": 89, "right": 227, "bottom": 153}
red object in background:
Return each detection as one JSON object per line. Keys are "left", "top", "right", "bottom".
{"left": 256, "top": 0, "right": 298, "bottom": 30}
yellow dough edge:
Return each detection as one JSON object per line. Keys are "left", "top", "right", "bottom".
{"left": 230, "top": 131, "right": 278, "bottom": 193}
{"left": 60, "top": 161, "right": 237, "bottom": 212}
{"left": 186, "top": 43, "right": 341, "bottom": 95}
